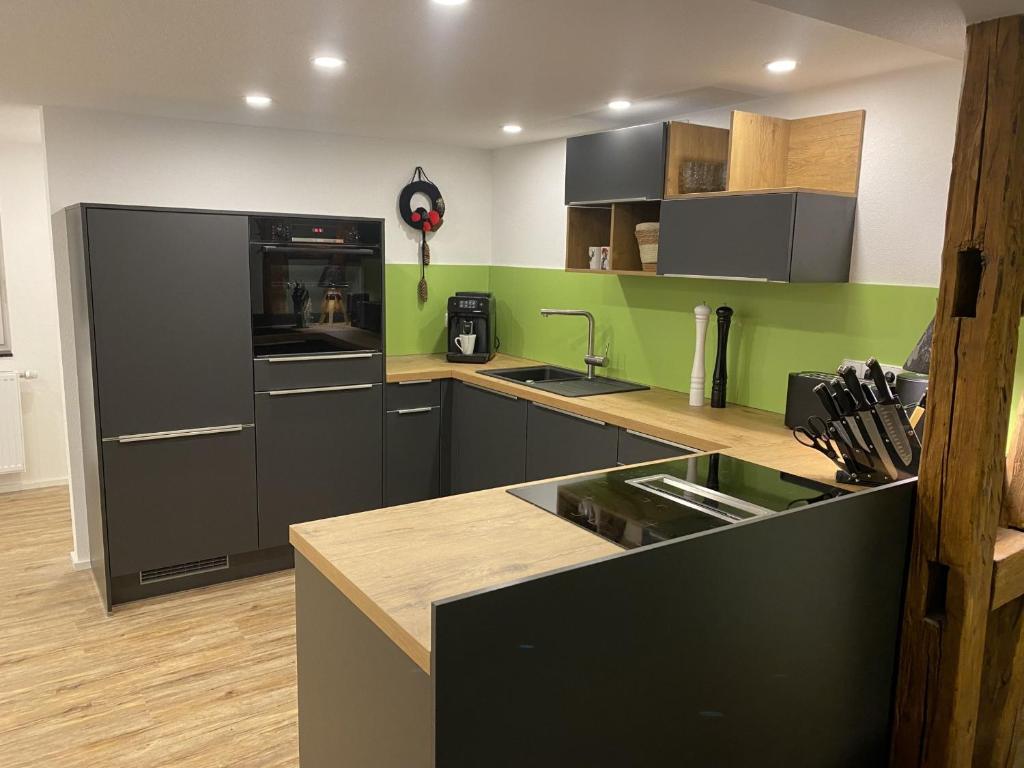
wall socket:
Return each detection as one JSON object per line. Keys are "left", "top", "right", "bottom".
{"left": 840, "top": 359, "right": 903, "bottom": 381}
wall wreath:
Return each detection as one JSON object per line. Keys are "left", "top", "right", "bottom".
{"left": 399, "top": 166, "right": 445, "bottom": 301}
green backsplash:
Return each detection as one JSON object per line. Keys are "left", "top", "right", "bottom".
{"left": 489, "top": 267, "right": 938, "bottom": 414}
{"left": 387, "top": 264, "right": 1024, "bottom": 417}
{"left": 385, "top": 264, "right": 490, "bottom": 355}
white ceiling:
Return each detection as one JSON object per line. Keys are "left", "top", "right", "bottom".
{"left": 0, "top": 0, "right": 999, "bottom": 148}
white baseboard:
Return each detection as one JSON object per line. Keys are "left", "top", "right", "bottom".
{"left": 0, "top": 476, "right": 68, "bottom": 495}
{"left": 69, "top": 551, "right": 91, "bottom": 571}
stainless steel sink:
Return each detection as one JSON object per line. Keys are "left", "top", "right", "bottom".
{"left": 483, "top": 366, "right": 648, "bottom": 398}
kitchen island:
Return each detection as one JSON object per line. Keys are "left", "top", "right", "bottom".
{"left": 291, "top": 354, "right": 916, "bottom": 767}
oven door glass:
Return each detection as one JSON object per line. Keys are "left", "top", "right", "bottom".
{"left": 251, "top": 244, "right": 383, "bottom": 357}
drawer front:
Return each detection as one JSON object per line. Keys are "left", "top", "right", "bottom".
{"left": 385, "top": 407, "right": 441, "bottom": 506}
{"left": 255, "top": 383, "right": 383, "bottom": 548}
{"left": 254, "top": 352, "right": 383, "bottom": 392}
{"left": 102, "top": 426, "right": 258, "bottom": 576}
{"left": 386, "top": 380, "right": 441, "bottom": 412}
{"left": 616, "top": 428, "right": 696, "bottom": 465}
{"left": 525, "top": 402, "right": 619, "bottom": 481}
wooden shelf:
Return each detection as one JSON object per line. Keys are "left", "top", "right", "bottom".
{"left": 566, "top": 267, "right": 659, "bottom": 277}
{"left": 610, "top": 201, "right": 660, "bottom": 272}
{"left": 727, "top": 110, "right": 865, "bottom": 196}
{"left": 664, "top": 186, "right": 858, "bottom": 201}
{"left": 565, "top": 206, "right": 611, "bottom": 269}
{"left": 565, "top": 201, "right": 660, "bottom": 274}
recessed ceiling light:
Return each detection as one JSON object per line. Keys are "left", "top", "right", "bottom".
{"left": 433, "top": 0, "right": 468, "bottom": 5}
{"left": 608, "top": 99, "right": 632, "bottom": 111}
{"left": 245, "top": 94, "right": 272, "bottom": 108}
{"left": 502, "top": 124, "right": 523, "bottom": 134}
{"left": 765, "top": 59, "right": 798, "bottom": 74}
{"left": 312, "top": 56, "right": 345, "bottom": 71}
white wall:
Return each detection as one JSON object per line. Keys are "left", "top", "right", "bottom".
{"left": 42, "top": 106, "right": 493, "bottom": 265}
{"left": 0, "top": 105, "right": 69, "bottom": 495}
{"left": 491, "top": 61, "right": 963, "bottom": 287}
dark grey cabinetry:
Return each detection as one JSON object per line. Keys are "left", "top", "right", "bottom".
{"left": 82, "top": 207, "right": 259, "bottom": 583}
{"left": 565, "top": 122, "right": 666, "bottom": 204}
{"left": 616, "top": 428, "right": 695, "bottom": 466}
{"left": 385, "top": 381, "right": 441, "bottom": 507}
{"left": 256, "top": 383, "right": 383, "bottom": 548}
{"left": 450, "top": 382, "right": 527, "bottom": 494}
{"left": 657, "top": 192, "right": 855, "bottom": 282}
{"left": 85, "top": 208, "right": 254, "bottom": 436}
{"left": 525, "top": 403, "right": 618, "bottom": 481}
{"left": 102, "top": 428, "right": 258, "bottom": 576}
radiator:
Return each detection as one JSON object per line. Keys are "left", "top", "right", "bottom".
{"left": 0, "top": 372, "right": 25, "bottom": 474}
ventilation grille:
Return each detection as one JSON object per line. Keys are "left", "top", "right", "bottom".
{"left": 140, "top": 555, "right": 230, "bottom": 584}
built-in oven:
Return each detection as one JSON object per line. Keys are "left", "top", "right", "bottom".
{"left": 249, "top": 215, "right": 384, "bottom": 358}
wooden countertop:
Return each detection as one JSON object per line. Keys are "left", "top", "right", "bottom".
{"left": 291, "top": 353, "right": 855, "bottom": 674}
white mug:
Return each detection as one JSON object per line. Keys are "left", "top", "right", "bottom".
{"left": 455, "top": 333, "right": 477, "bottom": 355}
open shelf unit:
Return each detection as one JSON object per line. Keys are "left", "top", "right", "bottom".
{"left": 564, "top": 108, "right": 866, "bottom": 278}
{"left": 567, "top": 201, "right": 660, "bottom": 276}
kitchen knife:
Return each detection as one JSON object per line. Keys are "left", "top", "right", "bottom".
{"left": 812, "top": 382, "right": 873, "bottom": 478}
{"left": 866, "top": 357, "right": 918, "bottom": 467}
{"left": 813, "top": 382, "right": 855, "bottom": 447}
{"left": 838, "top": 365, "right": 868, "bottom": 409}
{"left": 832, "top": 376, "right": 900, "bottom": 481}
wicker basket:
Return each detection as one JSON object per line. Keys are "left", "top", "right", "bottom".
{"left": 635, "top": 222, "right": 660, "bottom": 272}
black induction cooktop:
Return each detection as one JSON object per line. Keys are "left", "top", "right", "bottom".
{"left": 509, "top": 454, "right": 848, "bottom": 550}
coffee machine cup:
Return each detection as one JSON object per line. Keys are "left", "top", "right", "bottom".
{"left": 455, "top": 334, "right": 477, "bottom": 355}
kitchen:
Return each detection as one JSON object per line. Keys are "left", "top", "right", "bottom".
{"left": 1, "top": 1, "right": 1023, "bottom": 767}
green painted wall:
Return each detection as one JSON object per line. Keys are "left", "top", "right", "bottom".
{"left": 385, "top": 264, "right": 490, "bottom": 355}
{"left": 387, "top": 264, "right": 1024, "bottom": 418}
{"left": 489, "top": 267, "right": 938, "bottom": 414}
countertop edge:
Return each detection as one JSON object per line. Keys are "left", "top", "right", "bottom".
{"left": 291, "top": 526, "right": 433, "bottom": 675}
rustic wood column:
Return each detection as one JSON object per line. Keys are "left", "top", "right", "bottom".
{"left": 891, "top": 14, "right": 1024, "bottom": 768}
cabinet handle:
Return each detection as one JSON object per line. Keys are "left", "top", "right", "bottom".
{"left": 265, "top": 352, "right": 376, "bottom": 363}
{"left": 465, "top": 382, "right": 518, "bottom": 400}
{"left": 568, "top": 197, "right": 649, "bottom": 205}
{"left": 534, "top": 402, "right": 606, "bottom": 426}
{"left": 397, "top": 379, "right": 432, "bottom": 386}
{"left": 114, "top": 424, "right": 248, "bottom": 443}
{"left": 267, "top": 383, "right": 375, "bottom": 397}
{"left": 625, "top": 428, "right": 694, "bottom": 452}
{"left": 662, "top": 274, "right": 770, "bottom": 282}
{"left": 395, "top": 407, "right": 433, "bottom": 415}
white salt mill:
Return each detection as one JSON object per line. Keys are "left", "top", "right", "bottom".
{"left": 689, "top": 303, "right": 711, "bottom": 406}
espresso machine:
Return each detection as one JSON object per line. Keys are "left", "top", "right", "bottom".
{"left": 446, "top": 292, "right": 497, "bottom": 363}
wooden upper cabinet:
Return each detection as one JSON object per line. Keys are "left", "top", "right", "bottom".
{"left": 564, "top": 122, "right": 667, "bottom": 204}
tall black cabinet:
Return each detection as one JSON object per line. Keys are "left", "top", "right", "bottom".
{"left": 59, "top": 204, "right": 386, "bottom": 610}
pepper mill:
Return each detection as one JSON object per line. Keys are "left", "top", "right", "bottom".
{"left": 710, "top": 305, "right": 733, "bottom": 408}
{"left": 689, "top": 303, "right": 711, "bottom": 406}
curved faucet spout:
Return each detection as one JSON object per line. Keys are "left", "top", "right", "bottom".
{"left": 539, "top": 309, "right": 604, "bottom": 379}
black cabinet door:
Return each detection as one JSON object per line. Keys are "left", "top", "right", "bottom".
{"left": 385, "top": 406, "right": 441, "bottom": 507}
{"left": 85, "top": 208, "right": 253, "bottom": 438}
{"left": 256, "top": 384, "right": 383, "bottom": 548}
{"left": 450, "top": 382, "right": 527, "bottom": 494}
{"left": 565, "top": 122, "right": 666, "bottom": 204}
{"left": 525, "top": 403, "right": 618, "bottom": 481}
{"left": 102, "top": 427, "right": 258, "bottom": 576}
{"left": 657, "top": 193, "right": 796, "bottom": 281}
{"left": 616, "top": 428, "right": 695, "bottom": 465}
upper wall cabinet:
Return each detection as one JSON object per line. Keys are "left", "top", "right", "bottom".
{"left": 564, "top": 122, "right": 667, "bottom": 204}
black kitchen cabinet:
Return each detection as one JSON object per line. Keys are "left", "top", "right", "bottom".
{"left": 85, "top": 208, "right": 254, "bottom": 437}
{"left": 450, "top": 382, "right": 528, "bottom": 494}
{"left": 386, "top": 408, "right": 441, "bottom": 506}
{"left": 525, "top": 402, "right": 618, "bottom": 481}
{"left": 565, "top": 122, "right": 666, "bottom": 204}
{"left": 616, "top": 428, "right": 695, "bottom": 465}
{"left": 385, "top": 380, "right": 442, "bottom": 506}
{"left": 657, "top": 192, "right": 855, "bottom": 282}
{"left": 255, "top": 383, "right": 383, "bottom": 548}
{"left": 102, "top": 427, "right": 258, "bottom": 576}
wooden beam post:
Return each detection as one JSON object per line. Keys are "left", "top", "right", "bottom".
{"left": 891, "top": 15, "right": 1024, "bottom": 767}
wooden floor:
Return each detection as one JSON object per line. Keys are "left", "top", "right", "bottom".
{"left": 0, "top": 486, "right": 298, "bottom": 767}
